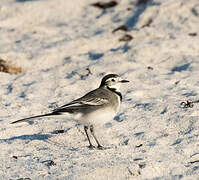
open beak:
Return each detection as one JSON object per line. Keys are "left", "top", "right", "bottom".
{"left": 120, "top": 79, "right": 129, "bottom": 83}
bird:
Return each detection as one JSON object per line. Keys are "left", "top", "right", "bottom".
{"left": 11, "top": 74, "right": 129, "bottom": 149}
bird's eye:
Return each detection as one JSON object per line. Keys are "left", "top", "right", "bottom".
{"left": 111, "top": 79, "right": 115, "bottom": 82}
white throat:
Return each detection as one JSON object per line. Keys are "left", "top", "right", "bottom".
{"left": 107, "top": 83, "right": 121, "bottom": 92}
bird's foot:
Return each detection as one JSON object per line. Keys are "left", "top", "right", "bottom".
{"left": 88, "top": 144, "right": 110, "bottom": 150}
{"left": 88, "top": 145, "right": 95, "bottom": 150}
{"left": 97, "top": 145, "right": 107, "bottom": 150}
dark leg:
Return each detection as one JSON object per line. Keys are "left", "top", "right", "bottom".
{"left": 84, "top": 126, "right": 94, "bottom": 149}
{"left": 90, "top": 125, "right": 104, "bottom": 150}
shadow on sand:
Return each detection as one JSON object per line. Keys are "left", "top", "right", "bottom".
{"left": 125, "top": 1, "right": 160, "bottom": 30}
{"left": 16, "top": 0, "right": 39, "bottom": 2}
{"left": 0, "top": 133, "right": 52, "bottom": 143}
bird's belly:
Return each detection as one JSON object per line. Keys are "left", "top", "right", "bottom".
{"left": 50, "top": 108, "right": 118, "bottom": 127}
{"left": 82, "top": 108, "right": 116, "bottom": 126}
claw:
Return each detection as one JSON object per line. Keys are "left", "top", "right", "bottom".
{"left": 97, "top": 145, "right": 111, "bottom": 150}
{"left": 97, "top": 145, "right": 104, "bottom": 150}
{"left": 88, "top": 145, "right": 95, "bottom": 150}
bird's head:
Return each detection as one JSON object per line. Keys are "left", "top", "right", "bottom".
{"left": 99, "top": 74, "right": 129, "bottom": 91}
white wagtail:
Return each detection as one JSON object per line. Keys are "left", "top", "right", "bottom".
{"left": 11, "top": 74, "right": 129, "bottom": 149}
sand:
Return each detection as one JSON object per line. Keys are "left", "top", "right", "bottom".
{"left": 0, "top": 0, "right": 199, "bottom": 179}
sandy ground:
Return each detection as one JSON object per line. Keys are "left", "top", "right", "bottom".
{"left": 0, "top": 0, "right": 199, "bottom": 179}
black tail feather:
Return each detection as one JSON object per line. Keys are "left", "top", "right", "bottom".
{"left": 11, "top": 112, "right": 60, "bottom": 124}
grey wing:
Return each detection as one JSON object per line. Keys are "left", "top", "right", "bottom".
{"left": 52, "top": 89, "right": 108, "bottom": 113}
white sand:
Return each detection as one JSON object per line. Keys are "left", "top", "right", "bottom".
{"left": 0, "top": 0, "right": 199, "bottom": 179}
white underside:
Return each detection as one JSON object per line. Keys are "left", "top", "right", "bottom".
{"left": 48, "top": 108, "right": 117, "bottom": 127}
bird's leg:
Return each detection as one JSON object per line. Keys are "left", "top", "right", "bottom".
{"left": 90, "top": 125, "right": 104, "bottom": 150}
{"left": 84, "top": 126, "right": 94, "bottom": 149}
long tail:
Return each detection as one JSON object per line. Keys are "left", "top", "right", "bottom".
{"left": 11, "top": 112, "right": 60, "bottom": 124}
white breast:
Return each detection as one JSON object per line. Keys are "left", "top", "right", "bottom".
{"left": 82, "top": 107, "right": 116, "bottom": 127}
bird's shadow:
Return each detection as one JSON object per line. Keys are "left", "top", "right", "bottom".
{"left": 0, "top": 133, "right": 52, "bottom": 143}
{"left": 16, "top": 0, "right": 39, "bottom": 2}
{"left": 0, "top": 128, "right": 72, "bottom": 144}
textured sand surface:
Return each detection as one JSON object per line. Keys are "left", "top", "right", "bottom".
{"left": 0, "top": 0, "right": 199, "bottom": 179}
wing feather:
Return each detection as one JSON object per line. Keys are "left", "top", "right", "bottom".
{"left": 53, "top": 88, "right": 109, "bottom": 112}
